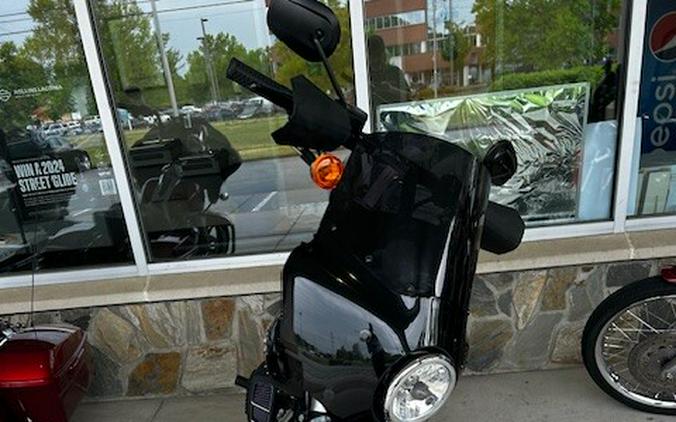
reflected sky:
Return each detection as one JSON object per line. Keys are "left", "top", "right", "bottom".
{"left": 0, "top": 0, "right": 271, "bottom": 76}
{"left": 0, "top": 0, "right": 34, "bottom": 45}
{"left": 131, "top": 0, "right": 271, "bottom": 60}
{"left": 1, "top": 0, "right": 476, "bottom": 62}
{"left": 454, "top": 0, "right": 476, "bottom": 24}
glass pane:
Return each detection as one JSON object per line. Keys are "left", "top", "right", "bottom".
{"left": 0, "top": 0, "right": 132, "bottom": 274}
{"left": 91, "top": 0, "right": 354, "bottom": 261}
{"left": 629, "top": 0, "right": 676, "bottom": 217}
{"left": 365, "top": 0, "right": 629, "bottom": 227}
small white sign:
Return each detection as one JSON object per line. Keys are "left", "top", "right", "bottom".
{"left": 99, "top": 178, "right": 118, "bottom": 196}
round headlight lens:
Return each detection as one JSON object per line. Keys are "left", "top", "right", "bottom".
{"left": 384, "top": 355, "right": 456, "bottom": 422}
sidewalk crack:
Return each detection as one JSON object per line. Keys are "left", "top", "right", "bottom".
{"left": 149, "top": 399, "right": 165, "bottom": 422}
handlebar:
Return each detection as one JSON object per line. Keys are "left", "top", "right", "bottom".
{"left": 227, "top": 58, "right": 367, "bottom": 149}
{"left": 227, "top": 59, "right": 294, "bottom": 113}
{"left": 227, "top": 60, "right": 522, "bottom": 254}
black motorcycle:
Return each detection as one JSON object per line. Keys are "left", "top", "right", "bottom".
{"left": 125, "top": 99, "right": 241, "bottom": 260}
{"left": 229, "top": 1, "right": 524, "bottom": 421}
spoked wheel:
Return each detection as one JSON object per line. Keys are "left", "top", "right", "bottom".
{"left": 582, "top": 277, "right": 676, "bottom": 415}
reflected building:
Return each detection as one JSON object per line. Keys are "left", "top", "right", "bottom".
{"left": 364, "top": 0, "right": 487, "bottom": 90}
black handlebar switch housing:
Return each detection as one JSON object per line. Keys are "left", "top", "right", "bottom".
{"left": 272, "top": 76, "right": 351, "bottom": 151}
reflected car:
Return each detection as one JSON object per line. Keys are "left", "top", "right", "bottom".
{"left": 84, "top": 115, "right": 101, "bottom": 126}
{"left": 42, "top": 123, "right": 67, "bottom": 137}
{"left": 82, "top": 122, "right": 103, "bottom": 134}
{"left": 204, "top": 105, "right": 237, "bottom": 121}
{"left": 237, "top": 103, "right": 259, "bottom": 119}
{"left": 142, "top": 114, "right": 172, "bottom": 125}
{"left": 180, "top": 105, "right": 204, "bottom": 118}
{"left": 237, "top": 97, "right": 274, "bottom": 119}
{"left": 65, "top": 121, "right": 83, "bottom": 136}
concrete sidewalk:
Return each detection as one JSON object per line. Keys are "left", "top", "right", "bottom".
{"left": 72, "top": 367, "right": 670, "bottom": 422}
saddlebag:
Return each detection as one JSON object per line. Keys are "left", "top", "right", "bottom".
{"left": 0, "top": 324, "right": 92, "bottom": 422}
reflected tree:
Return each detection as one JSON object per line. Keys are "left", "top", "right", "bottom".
{"left": 272, "top": 0, "right": 354, "bottom": 97}
{"left": 440, "top": 22, "right": 471, "bottom": 86}
{"left": 6, "top": 0, "right": 354, "bottom": 116}
{"left": 96, "top": 1, "right": 181, "bottom": 108}
{"left": 12, "top": 0, "right": 173, "bottom": 117}
{"left": 1, "top": 0, "right": 84, "bottom": 122}
{"left": 473, "top": 0, "right": 622, "bottom": 75}
{"left": 0, "top": 42, "right": 49, "bottom": 131}
{"left": 185, "top": 33, "right": 269, "bottom": 104}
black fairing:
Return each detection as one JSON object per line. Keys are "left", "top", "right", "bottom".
{"left": 271, "top": 133, "right": 492, "bottom": 420}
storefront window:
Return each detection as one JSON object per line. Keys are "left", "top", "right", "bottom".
{"left": 90, "top": 0, "right": 354, "bottom": 261}
{"left": 0, "top": 1, "right": 132, "bottom": 274}
{"left": 629, "top": 0, "right": 676, "bottom": 217}
{"left": 365, "top": 0, "right": 629, "bottom": 227}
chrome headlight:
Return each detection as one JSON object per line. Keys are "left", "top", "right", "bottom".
{"left": 384, "top": 354, "right": 456, "bottom": 422}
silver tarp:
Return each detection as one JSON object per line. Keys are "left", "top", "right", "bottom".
{"left": 377, "top": 83, "right": 590, "bottom": 225}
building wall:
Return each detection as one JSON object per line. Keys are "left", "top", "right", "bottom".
{"left": 4, "top": 257, "right": 672, "bottom": 400}
{"left": 365, "top": 0, "right": 426, "bottom": 17}
{"left": 365, "top": 0, "right": 453, "bottom": 84}
{"left": 402, "top": 51, "right": 450, "bottom": 73}
{"left": 376, "top": 24, "right": 427, "bottom": 46}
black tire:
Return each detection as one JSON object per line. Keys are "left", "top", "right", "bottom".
{"left": 582, "top": 276, "right": 676, "bottom": 415}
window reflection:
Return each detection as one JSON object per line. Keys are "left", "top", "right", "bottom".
{"left": 0, "top": 0, "right": 132, "bottom": 274}
{"left": 365, "top": 0, "right": 628, "bottom": 227}
{"left": 366, "top": 10, "right": 426, "bottom": 31}
{"left": 92, "top": 0, "right": 355, "bottom": 262}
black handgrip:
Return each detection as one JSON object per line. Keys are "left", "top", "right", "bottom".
{"left": 227, "top": 58, "right": 294, "bottom": 113}
{"left": 481, "top": 201, "right": 524, "bottom": 255}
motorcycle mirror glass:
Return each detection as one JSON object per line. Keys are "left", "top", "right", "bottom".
{"left": 484, "top": 140, "right": 518, "bottom": 186}
{"left": 267, "top": 0, "right": 341, "bottom": 62}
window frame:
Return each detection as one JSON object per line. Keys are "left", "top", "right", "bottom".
{"left": 0, "top": 0, "right": 665, "bottom": 288}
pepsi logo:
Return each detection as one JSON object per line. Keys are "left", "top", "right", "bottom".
{"left": 650, "top": 12, "right": 676, "bottom": 62}
{"left": 0, "top": 89, "right": 10, "bottom": 102}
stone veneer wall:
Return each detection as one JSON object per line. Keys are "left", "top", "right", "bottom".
{"left": 2, "top": 258, "right": 673, "bottom": 399}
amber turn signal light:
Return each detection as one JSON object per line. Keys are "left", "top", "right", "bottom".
{"left": 310, "top": 153, "right": 344, "bottom": 190}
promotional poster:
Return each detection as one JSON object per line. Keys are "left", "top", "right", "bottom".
{"left": 12, "top": 157, "right": 78, "bottom": 209}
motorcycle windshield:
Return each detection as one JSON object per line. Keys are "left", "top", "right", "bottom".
{"left": 317, "top": 132, "right": 491, "bottom": 297}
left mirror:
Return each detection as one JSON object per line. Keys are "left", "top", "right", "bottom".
{"left": 267, "top": 0, "right": 341, "bottom": 62}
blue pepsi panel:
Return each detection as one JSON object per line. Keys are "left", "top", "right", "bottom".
{"left": 639, "top": 1, "right": 676, "bottom": 153}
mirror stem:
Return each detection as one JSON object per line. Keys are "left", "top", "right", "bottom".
{"left": 295, "top": 147, "right": 317, "bottom": 166}
{"left": 313, "top": 37, "right": 346, "bottom": 105}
